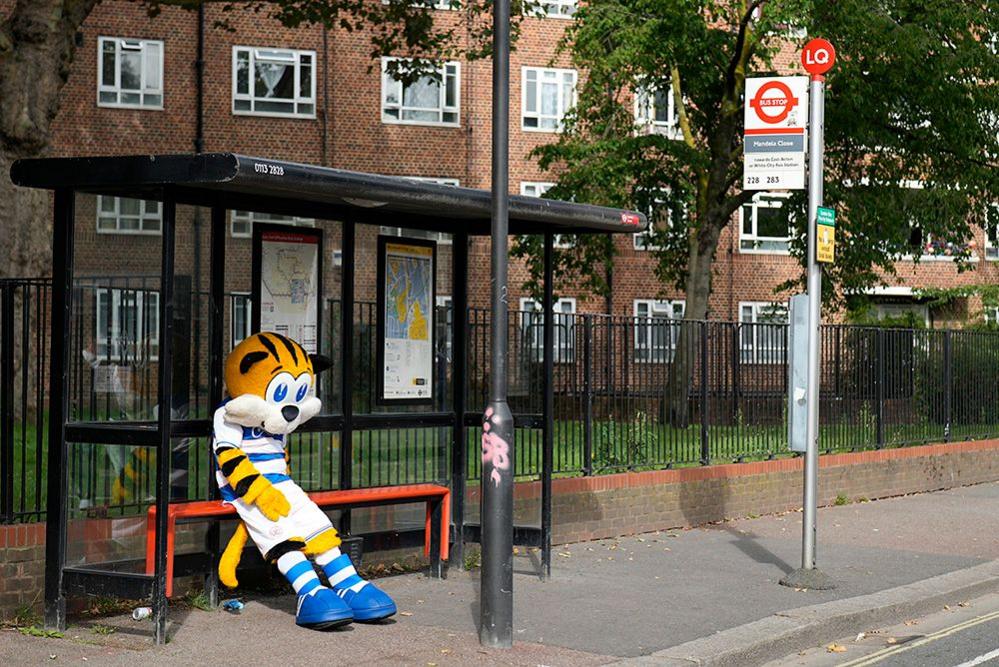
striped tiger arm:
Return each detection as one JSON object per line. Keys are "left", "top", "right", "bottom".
{"left": 215, "top": 445, "right": 290, "bottom": 521}
{"left": 215, "top": 445, "right": 271, "bottom": 502}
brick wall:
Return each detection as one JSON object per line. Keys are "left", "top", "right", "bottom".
{"left": 9, "top": 0, "right": 991, "bottom": 323}
{"left": 471, "top": 439, "right": 999, "bottom": 544}
{"left": 3, "top": 439, "right": 998, "bottom": 617}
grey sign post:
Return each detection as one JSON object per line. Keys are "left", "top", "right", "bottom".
{"left": 780, "top": 39, "right": 837, "bottom": 591}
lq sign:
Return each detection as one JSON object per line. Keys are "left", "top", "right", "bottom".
{"left": 802, "top": 38, "right": 836, "bottom": 76}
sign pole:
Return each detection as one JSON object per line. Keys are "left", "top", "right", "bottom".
{"left": 480, "top": 0, "right": 515, "bottom": 647}
{"left": 781, "top": 39, "right": 836, "bottom": 591}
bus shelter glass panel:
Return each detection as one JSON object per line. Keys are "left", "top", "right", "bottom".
{"left": 223, "top": 214, "right": 344, "bottom": 417}
{"left": 64, "top": 441, "right": 158, "bottom": 568}
{"left": 352, "top": 223, "right": 455, "bottom": 416}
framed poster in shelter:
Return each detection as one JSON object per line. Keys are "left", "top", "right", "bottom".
{"left": 377, "top": 236, "right": 436, "bottom": 404}
{"left": 251, "top": 223, "right": 323, "bottom": 354}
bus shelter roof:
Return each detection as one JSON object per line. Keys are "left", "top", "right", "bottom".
{"left": 11, "top": 153, "right": 646, "bottom": 236}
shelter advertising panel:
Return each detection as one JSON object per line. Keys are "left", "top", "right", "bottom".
{"left": 377, "top": 236, "right": 436, "bottom": 404}
{"left": 251, "top": 223, "right": 323, "bottom": 354}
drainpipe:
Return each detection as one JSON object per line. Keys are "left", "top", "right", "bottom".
{"left": 321, "top": 25, "right": 330, "bottom": 166}
{"left": 192, "top": 0, "right": 205, "bottom": 391}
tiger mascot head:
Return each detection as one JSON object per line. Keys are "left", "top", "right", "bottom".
{"left": 224, "top": 332, "right": 332, "bottom": 434}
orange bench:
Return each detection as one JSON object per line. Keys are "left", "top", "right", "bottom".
{"left": 145, "top": 483, "right": 450, "bottom": 597}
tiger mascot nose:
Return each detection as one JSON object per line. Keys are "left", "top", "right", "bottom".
{"left": 281, "top": 405, "right": 300, "bottom": 422}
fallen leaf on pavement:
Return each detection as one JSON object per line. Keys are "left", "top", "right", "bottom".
{"left": 959, "top": 601, "right": 971, "bottom": 607}
{"left": 886, "top": 637, "right": 898, "bottom": 645}
{"left": 826, "top": 644, "right": 847, "bottom": 653}
{"left": 400, "top": 611, "right": 414, "bottom": 616}
{"left": 904, "top": 619, "right": 918, "bottom": 626}
{"left": 558, "top": 552, "right": 572, "bottom": 558}
{"left": 944, "top": 605, "right": 952, "bottom": 611}
{"left": 855, "top": 632, "right": 866, "bottom": 641}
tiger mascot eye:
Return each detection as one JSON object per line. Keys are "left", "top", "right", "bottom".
{"left": 214, "top": 332, "right": 396, "bottom": 629}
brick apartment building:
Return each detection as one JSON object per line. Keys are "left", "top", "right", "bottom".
{"left": 13, "top": 0, "right": 998, "bottom": 360}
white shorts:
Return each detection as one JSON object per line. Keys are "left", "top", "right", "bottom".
{"left": 228, "top": 479, "right": 334, "bottom": 558}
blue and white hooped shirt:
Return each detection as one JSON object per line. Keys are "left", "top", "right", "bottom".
{"left": 212, "top": 404, "right": 289, "bottom": 503}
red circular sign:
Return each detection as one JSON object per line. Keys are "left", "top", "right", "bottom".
{"left": 749, "top": 81, "right": 799, "bottom": 124}
{"left": 802, "top": 38, "right": 836, "bottom": 75}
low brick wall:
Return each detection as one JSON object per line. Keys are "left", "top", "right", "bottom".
{"left": 2, "top": 439, "right": 998, "bottom": 618}
{"left": 466, "top": 439, "right": 999, "bottom": 544}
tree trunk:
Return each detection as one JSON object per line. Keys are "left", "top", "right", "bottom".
{"left": 667, "top": 217, "right": 723, "bottom": 428}
{"left": 0, "top": 0, "right": 99, "bottom": 279}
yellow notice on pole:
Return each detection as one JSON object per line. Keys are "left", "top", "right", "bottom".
{"left": 816, "top": 207, "right": 835, "bottom": 263}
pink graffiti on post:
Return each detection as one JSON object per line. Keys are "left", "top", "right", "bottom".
{"left": 481, "top": 407, "right": 510, "bottom": 487}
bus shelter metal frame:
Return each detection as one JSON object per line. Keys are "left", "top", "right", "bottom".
{"left": 10, "top": 153, "right": 645, "bottom": 644}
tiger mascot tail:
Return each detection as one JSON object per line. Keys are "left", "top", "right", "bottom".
{"left": 212, "top": 332, "right": 396, "bottom": 628}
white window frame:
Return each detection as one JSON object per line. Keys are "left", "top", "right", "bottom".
{"left": 739, "top": 192, "right": 792, "bottom": 254}
{"left": 230, "top": 211, "right": 315, "bottom": 238}
{"left": 871, "top": 302, "right": 930, "bottom": 327}
{"left": 520, "top": 298, "right": 576, "bottom": 363}
{"left": 633, "top": 223, "right": 662, "bottom": 251}
{"left": 97, "top": 37, "right": 164, "bottom": 110}
{"left": 96, "top": 196, "right": 162, "bottom": 235}
{"left": 985, "top": 203, "right": 999, "bottom": 261}
{"left": 898, "top": 180, "right": 976, "bottom": 262}
{"left": 381, "top": 58, "right": 461, "bottom": 127}
{"left": 520, "top": 182, "right": 572, "bottom": 248}
{"left": 382, "top": 0, "right": 459, "bottom": 9}
{"left": 232, "top": 46, "right": 317, "bottom": 119}
{"left": 231, "top": 293, "right": 252, "bottom": 348}
{"left": 521, "top": 67, "right": 577, "bottom": 133}
{"left": 436, "top": 295, "right": 453, "bottom": 362}
{"left": 985, "top": 306, "right": 999, "bottom": 325}
{"left": 535, "top": 0, "right": 577, "bottom": 19}
{"left": 95, "top": 288, "right": 160, "bottom": 361}
{"left": 634, "top": 191, "right": 687, "bottom": 251}
{"left": 739, "top": 301, "right": 788, "bottom": 364}
{"left": 634, "top": 82, "right": 681, "bottom": 140}
{"left": 633, "top": 299, "right": 685, "bottom": 363}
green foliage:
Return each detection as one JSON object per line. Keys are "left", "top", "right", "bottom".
{"left": 521, "top": 0, "right": 998, "bottom": 307}
{"left": 18, "top": 626, "right": 63, "bottom": 639}
{"left": 834, "top": 493, "right": 850, "bottom": 506}
{"left": 183, "top": 590, "right": 213, "bottom": 611}
{"left": 3, "top": 603, "right": 41, "bottom": 628}
{"left": 91, "top": 624, "right": 117, "bottom": 636}
{"left": 593, "top": 412, "right": 655, "bottom": 470}
{"left": 801, "top": 1, "right": 999, "bottom": 302}
{"left": 463, "top": 547, "right": 482, "bottom": 570}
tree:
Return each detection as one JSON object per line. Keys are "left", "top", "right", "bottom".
{"left": 0, "top": 0, "right": 523, "bottom": 279}
{"left": 523, "top": 0, "right": 998, "bottom": 425}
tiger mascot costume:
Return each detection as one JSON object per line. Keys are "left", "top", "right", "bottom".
{"left": 214, "top": 332, "right": 396, "bottom": 629}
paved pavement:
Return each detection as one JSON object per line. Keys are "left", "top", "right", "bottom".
{"left": 765, "top": 591, "right": 999, "bottom": 667}
{"left": 1, "top": 482, "right": 998, "bottom": 665}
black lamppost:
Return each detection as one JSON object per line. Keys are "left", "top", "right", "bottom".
{"left": 479, "top": 0, "right": 514, "bottom": 649}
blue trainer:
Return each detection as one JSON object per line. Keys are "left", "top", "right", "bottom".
{"left": 338, "top": 583, "right": 397, "bottom": 622}
{"left": 295, "top": 587, "right": 353, "bottom": 630}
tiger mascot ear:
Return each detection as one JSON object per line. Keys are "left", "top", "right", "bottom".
{"left": 309, "top": 353, "right": 333, "bottom": 374}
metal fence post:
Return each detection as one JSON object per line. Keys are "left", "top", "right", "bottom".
{"left": 876, "top": 328, "right": 886, "bottom": 449}
{"left": 700, "top": 322, "right": 710, "bottom": 466}
{"left": 730, "top": 322, "right": 740, "bottom": 424}
{"left": 0, "top": 283, "right": 14, "bottom": 523}
{"left": 582, "top": 315, "right": 593, "bottom": 476}
{"left": 943, "top": 330, "right": 952, "bottom": 442}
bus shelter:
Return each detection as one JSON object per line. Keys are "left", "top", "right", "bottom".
{"left": 10, "top": 153, "right": 645, "bottom": 642}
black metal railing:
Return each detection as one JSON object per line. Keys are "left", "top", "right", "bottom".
{"left": 4, "top": 276, "right": 999, "bottom": 523}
